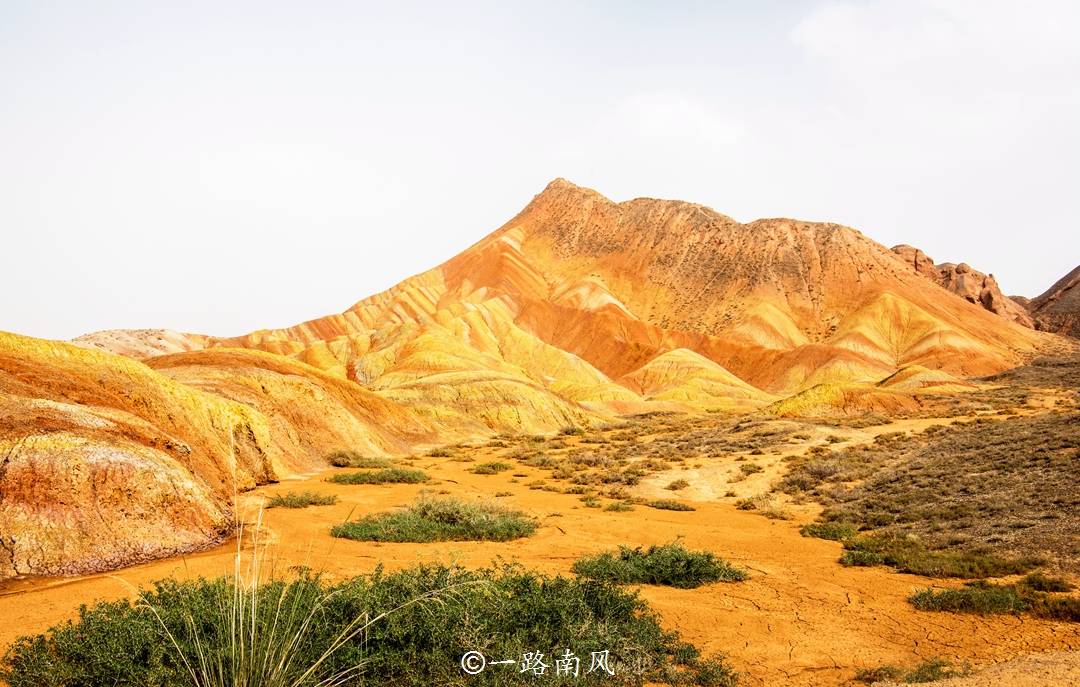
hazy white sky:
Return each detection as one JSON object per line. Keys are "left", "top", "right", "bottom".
{"left": 2, "top": 1, "right": 1077, "bottom": 340}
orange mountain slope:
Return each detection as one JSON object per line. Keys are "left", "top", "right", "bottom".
{"left": 216, "top": 179, "right": 1050, "bottom": 400}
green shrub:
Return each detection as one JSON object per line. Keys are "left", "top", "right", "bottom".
{"left": 909, "top": 582, "right": 1028, "bottom": 615}
{"left": 840, "top": 535, "right": 1040, "bottom": 578}
{"left": 572, "top": 543, "right": 746, "bottom": 589}
{"left": 266, "top": 491, "right": 339, "bottom": 509}
{"left": 331, "top": 497, "right": 537, "bottom": 543}
{"left": 605, "top": 501, "right": 635, "bottom": 512}
{"left": 1029, "top": 595, "right": 1080, "bottom": 622}
{"left": 472, "top": 461, "right": 512, "bottom": 475}
{"left": 800, "top": 521, "right": 857, "bottom": 541}
{"left": 0, "top": 564, "right": 738, "bottom": 687}
{"left": 856, "top": 657, "right": 968, "bottom": 684}
{"left": 647, "top": 500, "right": 696, "bottom": 512}
{"left": 1020, "top": 572, "right": 1074, "bottom": 593}
{"left": 326, "top": 468, "right": 429, "bottom": 485}
{"left": 327, "top": 451, "right": 391, "bottom": 468}
{"left": 903, "top": 657, "right": 969, "bottom": 683}
{"left": 854, "top": 664, "right": 903, "bottom": 684}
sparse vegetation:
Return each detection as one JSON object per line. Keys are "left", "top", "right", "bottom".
{"left": 909, "top": 582, "right": 1029, "bottom": 615}
{"left": 326, "top": 468, "right": 430, "bottom": 485}
{"left": 327, "top": 450, "right": 392, "bottom": 468}
{"left": 666, "top": 478, "right": 690, "bottom": 491}
{"left": 572, "top": 543, "right": 746, "bottom": 589}
{"left": 800, "top": 521, "right": 857, "bottom": 541}
{"left": 0, "top": 563, "right": 738, "bottom": 687}
{"left": 471, "top": 461, "right": 512, "bottom": 475}
{"left": 839, "top": 534, "right": 1041, "bottom": 578}
{"left": 331, "top": 497, "right": 537, "bottom": 543}
{"left": 266, "top": 491, "right": 339, "bottom": 509}
{"left": 647, "top": 499, "right": 696, "bottom": 512}
{"left": 856, "top": 657, "right": 969, "bottom": 684}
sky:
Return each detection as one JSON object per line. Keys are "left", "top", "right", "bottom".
{"left": 1, "top": 1, "right": 1077, "bottom": 340}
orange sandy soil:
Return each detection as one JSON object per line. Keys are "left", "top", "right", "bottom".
{"left": 2, "top": 447, "right": 1077, "bottom": 687}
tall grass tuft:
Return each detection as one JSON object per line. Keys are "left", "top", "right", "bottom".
{"left": 331, "top": 496, "right": 537, "bottom": 543}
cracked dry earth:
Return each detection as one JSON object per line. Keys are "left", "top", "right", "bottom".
{"left": 1, "top": 452, "right": 1077, "bottom": 687}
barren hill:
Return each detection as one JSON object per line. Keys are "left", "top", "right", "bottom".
{"left": 218, "top": 179, "right": 1047, "bottom": 399}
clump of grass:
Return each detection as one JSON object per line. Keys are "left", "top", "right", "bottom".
{"left": 800, "top": 521, "right": 858, "bottom": 541}
{"left": 738, "top": 463, "right": 763, "bottom": 476}
{"left": 666, "top": 479, "right": 690, "bottom": 491}
{"left": 605, "top": 501, "right": 635, "bottom": 512}
{"left": 840, "top": 534, "right": 1041, "bottom": 578}
{"left": 1028, "top": 595, "right": 1080, "bottom": 622}
{"left": 559, "top": 426, "right": 585, "bottom": 436}
{"left": 327, "top": 450, "right": 391, "bottom": 468}
{"left": 0, "top": 562, "right": 738, "bottom": 687}
{"left": 572, "top": 543, "right": 746, "bottom": 589}
{"left": 266, "top": 491, "right": 339, "bottom": 509}
{"left": 326, "top": 468, "right": 430, "bottom": 485}
{"left": 1020, "top": 572, "right": 1074, "bottom": 593}
{"left": 331, "top": 497, "right": 538, "bottom": 543}
{"left": 909, "top": 582, "right": 1029, "bottom": 615}
{"left": 646, "top": 499, "right": 696, "bottom": 512}
{"left": 426, "top": 447, "right": 452, "bottom": 457}
{"left": 471, "top": 461, "right": 512, "bottom": 475}
{"left": 857, "top": 657, "right": 969, "bottom": 684}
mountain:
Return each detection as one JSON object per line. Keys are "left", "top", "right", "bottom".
{"left": 217, "top": 179, "right": 1046, "bottom": 398}
{"left": 1028, "top": 264, "right": 1080, "bottom": 338}
{"left": 1, "top": 179, "right": 1056, "bottom": 579}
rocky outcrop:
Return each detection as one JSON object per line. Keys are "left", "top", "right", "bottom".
{"left": 1028, "top": 264, "right": 1080, "bottom": 337}
{"left": 891, "top": 245, "right": 1034, "bottom": 328}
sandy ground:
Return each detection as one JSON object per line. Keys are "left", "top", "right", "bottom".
{"left": 2, "top": 442, "right": 1077, "bottom": 687}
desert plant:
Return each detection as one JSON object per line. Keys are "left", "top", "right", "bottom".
{"left": 0, "top": 562, "right": 739, "bottom": 686}
{"left": 666, "top": 479, "right": 690, "bottom": 491}
{"left": 646, "top": 500, "right": 695, "bottom": 512}
{"left": 331, "top": 497, "right": 537, "bottom": 543}
{"left": 909, "top": 582, "right": 1028, "bottom": 615}
{"left": 471, "top": 461, "right": 512, "bottom": 475}
{"left": 572, "top": 543, "right": 746, "bottom": 588}
{"left": 327, "top": 451, "right": 391, "bottom": 469}
{"left": 325, "top": 469, "right": 429, "bottom": 485}
{"left": 266, "top": 491, "right": 339, "bottom": 509}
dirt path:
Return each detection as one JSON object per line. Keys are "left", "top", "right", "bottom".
{"left": 1, "top": 456, "right": 1076, "bottom": 686}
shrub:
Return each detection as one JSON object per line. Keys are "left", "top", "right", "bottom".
{"left": 903, "top": 657, "right": 969, "bottom": 683}
{"left": 472, "top": 461, "right": 512, "bottom": 475}
{"left": 266, "top": 491, "right": 339, "bottom": 509}
{"left": 800, "top": 521, "right": 857, "bottom": 541}
{"left": 426, "top": 448, "right": 452, "bottom": 457}
{"left": 647, "top": 500, "right": 696, "bottom": 512}
{"left": 666, "top": 479, "right": 690, "bottom": 491}
{"left": 327, "top": 451, "right": 391, "bottom": 468}
{"left": 1020, "top": 572, "right": 1074, "bottom": 593}
{"left": 909, "top": 582, "right": 1028, "bottom": 615}
{"left": 326, "top": 468, "right": 429, "bottom": 485}
{"left": 1028, "top": 595, "right": 1080, "bottom": 622}
{"left": 839, "top": 535, "right": 1041, "bottom": 578}
{"left": 572, "top": 543, "right": 746, "bottom": 589}
{"left": 0, "top": 563, "right": 738, "bottom": 687}
{"left": 605, "top": 501, "right": 635, "bottom": 512}
{"left": 560, "top": 426, "right": 585, "bottom": 436}
{"left": 331, "top": 497, "right": 538, "bottom": 543}
{"left": 854, "top": 664, "right": 904, "bottom": 683}
{"left": 738, "top": 463, "right": 763, "bottom": 476}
